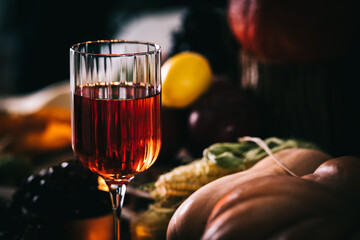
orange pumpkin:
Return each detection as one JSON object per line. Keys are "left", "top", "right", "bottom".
{"left": 202, "top": 156, "right": 360, "bottom": 239}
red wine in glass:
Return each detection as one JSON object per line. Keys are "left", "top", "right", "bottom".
{"left": 73, "top": 83, "right": 161, "bottom": 183}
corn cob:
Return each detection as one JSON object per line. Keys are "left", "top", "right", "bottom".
{"left": 152, "top": 158, "right": 239, "bottom": 200}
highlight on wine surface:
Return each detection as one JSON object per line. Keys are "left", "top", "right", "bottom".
{"left": 70, "top": 40, "right": 162, "bottom": 183}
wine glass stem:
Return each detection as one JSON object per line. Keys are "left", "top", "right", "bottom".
{"left": 109, "top": 184, "right": 127, "bottom": 240}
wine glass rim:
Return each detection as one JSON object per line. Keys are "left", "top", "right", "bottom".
{"left": 70, "top": 40, "right": 161, "bottom": 57}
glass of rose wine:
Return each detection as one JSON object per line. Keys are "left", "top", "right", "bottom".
{"left": 70, "top": 40, "right": 161, "bottom": 239}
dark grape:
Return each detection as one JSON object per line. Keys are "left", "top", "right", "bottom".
{"left": 0, "top": 159, "right": 112, "bottom": 238}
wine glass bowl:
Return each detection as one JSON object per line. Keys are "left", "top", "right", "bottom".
{"left": 70, "top": 40, "right": 161, "bottom": 238}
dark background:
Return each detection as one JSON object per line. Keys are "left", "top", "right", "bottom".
{"left": 0, "top": 0, "right": 229, "bottom": 95}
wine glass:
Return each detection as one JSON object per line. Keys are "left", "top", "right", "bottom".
{"left": 70, "top": 40, "right": 161, "bottom": 239}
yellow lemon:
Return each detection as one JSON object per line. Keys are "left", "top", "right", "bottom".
{"left": 161, "top": 52, "right": 212, "bottom": 108}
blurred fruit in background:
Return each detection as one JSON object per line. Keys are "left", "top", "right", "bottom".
{"left": 187, "top": 80, "right": 260, "bottom": 157}
{"left": 228, "top": 0, "right": 359, "bottom": 62}
{"left": 161, "top": 51, "right": 212, "bottom": 108}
